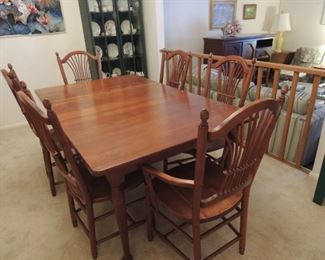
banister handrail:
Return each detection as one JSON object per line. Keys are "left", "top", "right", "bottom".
{"left": 161, "top": 49, "right": 325, "bottom": 77}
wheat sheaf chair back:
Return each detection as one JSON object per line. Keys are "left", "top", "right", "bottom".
{"left": 56, "top": 50, "right": 102, "bottom": 84}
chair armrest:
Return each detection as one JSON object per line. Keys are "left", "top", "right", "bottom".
{"left": 142, "top": 164, "right": 195, "bottom": 189}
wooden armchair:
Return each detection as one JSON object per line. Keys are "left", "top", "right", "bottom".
{"left": 164, "top": 55, "right": 256, "bottom": 170}
{"left": 159, "top": 49, "right": 191, "bottom": 89}
{"left": 56, "top": 50, "right": 102, "bottom": 84}
{"left": 143, "top": 98, "right": 283, "bottom": 259}
{"left": 17, "top": 91, "right": 144, "bottom": 259}
{"left": 1, "top": 64, "right": 58, "bottom": 196}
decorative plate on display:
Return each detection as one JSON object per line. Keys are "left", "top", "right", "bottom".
{"left": 104, "top": 20, "right": 116, "bottom": 36}
{"left": 117, "top": 0, "right": 128, "bottom": 11}
{"left": 121, "top": 20, "right": 136, "bottom": 35}
{"left": 112, "top": 67, "right": 122, "bottom": 76}
{"left": 91, "top": 21, "right": 101, "bottom": 36}
{"left": 95, "top": 45, "right": 103, "bottom": 57}
{"left": 102, "top": 0, "right": 113, "bottom": 12}
{"left": 107, "top": 43, "right": 119, "bottom": 58}
{"left": 123, "top": 42, "right": 135, "bottom": 56}
{"left": 88, "top": 0, "right": 99, "bottom": 12}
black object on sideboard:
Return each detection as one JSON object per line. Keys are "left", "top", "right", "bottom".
{"left": 203, "top": 34, "right": 275, "bottom": 61}
{"left": 313, "top": 156, "right": 325, "bottom": 206}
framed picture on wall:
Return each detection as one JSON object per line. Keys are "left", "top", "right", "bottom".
{"left": 0, "top": 0, "right": 65, "bottom": 37}
{"left": 243, "top": 4, "right": 257, "bottom": 20}
{"left": 210, "top": 0, "right": 237, "bottom": 29}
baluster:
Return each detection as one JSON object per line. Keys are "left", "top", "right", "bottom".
{"left": 198, "top": 57, "right": 202, "bottom": 95}
{"left": 279, "top": 71, "right": 299, "bottom": 160}
{"left": 295, "top": 75, "right": 321, "bottom": 167}
{"left": 272, "top": 69, "right": 280, "bottom": 98}
{"left": 256, "top": 67, "right": 263, "bottom": 100}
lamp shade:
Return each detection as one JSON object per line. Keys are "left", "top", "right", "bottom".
{"left": 271, "top": 13, "right": 292, "bottom": 32}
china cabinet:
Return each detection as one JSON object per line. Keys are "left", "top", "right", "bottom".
{"left": 78, "top": 0, "right": 147, "bottom": 78}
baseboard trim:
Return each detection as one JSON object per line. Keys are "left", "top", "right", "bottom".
{"left": 0, "top": 122, "right": 28, "bottom": 131}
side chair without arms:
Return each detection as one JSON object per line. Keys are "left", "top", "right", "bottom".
{"left": 1, "top": 64, "right": 58, "bottom": 196}
{"left": 160, "top": 49, "right": 191, "bottom": 170}
{"left": 159, "top": 49, "right": 191, "bottom": 90}
{"left": 204, "top": 54, "right": 255, "bottom": 107}
{"left": 16, "top": 91, "right": 144, "bottom": 259}
{"left": 56, "top": 50, "right": 103, "bottom": 84}
{"left": 143, "top": 97, "right": 285, "bottom": 260}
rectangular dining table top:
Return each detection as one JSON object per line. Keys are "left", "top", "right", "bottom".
{"left": 35, "top": 75, "right": 237, "bottom": 176}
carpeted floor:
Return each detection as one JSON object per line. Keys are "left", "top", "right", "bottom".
{"left": 0, "top": 125, "right": 324, "bottom": 260}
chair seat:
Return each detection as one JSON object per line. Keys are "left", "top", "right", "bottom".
{"left": 153, "top": 159, "right": 242, "bottom": 221}
{"left": 76, "top": 159, "right": 143, "bottom": 203}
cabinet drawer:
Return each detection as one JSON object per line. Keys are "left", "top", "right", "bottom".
{"left": 223, "top": 42, "right": 242, "bottom": 56}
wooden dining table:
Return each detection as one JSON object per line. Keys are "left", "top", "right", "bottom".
{"left": 36, "top": 75, "right": 237, "bottom": 259}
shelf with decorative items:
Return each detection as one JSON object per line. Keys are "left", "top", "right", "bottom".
{"left": 78, "top": 0, "right": 147, "bottom": 78}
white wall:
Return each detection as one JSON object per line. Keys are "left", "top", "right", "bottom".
{"left": 0, "top": 0, "right": 86, "bottom": 129}
{"left": 0, "top": 0, "right": 165, "bottom": 129}
{"left": 164, "top": 0, "right": 280, "bottom": 52}
{"left": 143, "top": 0, "right": 165, "bottom": 81}
{"left": 280, "top": 0, "right": 325, "bottom": 51}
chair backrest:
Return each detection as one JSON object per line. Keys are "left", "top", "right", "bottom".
{"left": 1, "top": 64, "right": 34, "bottom": 103}
{"left": 1, "top": 64, "right": 36, "bottom": 132}
{"left": 159, "top": 49, "right": 191, "bottom": 89}
{"left": 56, "top": 50, "right": 103, "bottom": 84}
{"left": 204, "top": 55, "right": 254, "bottom": 107}
{"left": 16, "top": 91, "right": 91, "bottom": 204}
{"left": 192, "top": 97, "right": 283, "bottom": 213}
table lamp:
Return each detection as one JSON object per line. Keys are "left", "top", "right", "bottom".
{"left": 271, "top": 12, "right": 292, "bottom": 53}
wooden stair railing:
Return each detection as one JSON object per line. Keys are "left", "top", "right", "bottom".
{"left": 161, "top": 49, "right": 325, "bottom": 172}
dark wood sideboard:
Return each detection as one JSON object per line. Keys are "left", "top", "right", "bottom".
{"left": 203, "top": 34, "right": 275, "bottom": 61}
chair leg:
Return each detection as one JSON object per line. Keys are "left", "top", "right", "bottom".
{"left": 87, "top": 203, "right": 98, "bottom": 259}
{"left": 41, "top": 145, "right": 56, "bottom": 197}
{"left": 145, "top": 189, "right": 154, "bottom": 241}
{"left": 66, "top": 191, "right": 78, "bottom": 227}
{"left": 163, "top": 159, "right": 168, "bottom": 172}
{"left": 239, "top": 190, "right": 250, "bottom": 255}
{"left": 192, "top": 222, "right": 201, "bottom": 260}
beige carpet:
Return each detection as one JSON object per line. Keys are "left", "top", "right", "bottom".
{"left": 0, "top": 125, "right": 324, "bottom": 260}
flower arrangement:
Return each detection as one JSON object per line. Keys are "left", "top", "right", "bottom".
{"left": 222, "top": 21, "right": 242, "bottom": 36}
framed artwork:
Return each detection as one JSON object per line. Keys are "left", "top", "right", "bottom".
{"left": 210, "top": 0, "right": 236, "bottom": 29}
{"left": 0, "top": 0, "right": 65, "bottom": 37}
{"left": 243, "top": 4, "right": 257, "bottom": 20}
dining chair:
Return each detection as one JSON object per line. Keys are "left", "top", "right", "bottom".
{"left": 1, "top": 64, "right": 58, "bottom": 196}
{"left": 16, "top": 90, "right": 144, "bottom": 259}
{"left": 204, "top": 54, "right": 255, "bottom": 107}
{"left": 142, "top": 97, "right": 284, "bottom": 259}
{"left": 56, "top": 50, "right": 103, "bottom": 84}
{"left": 159, "top": 49, "right": 191, "bottom": 89}
{"left": 163, "top": 55, "right": 256, "bottom": 171}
